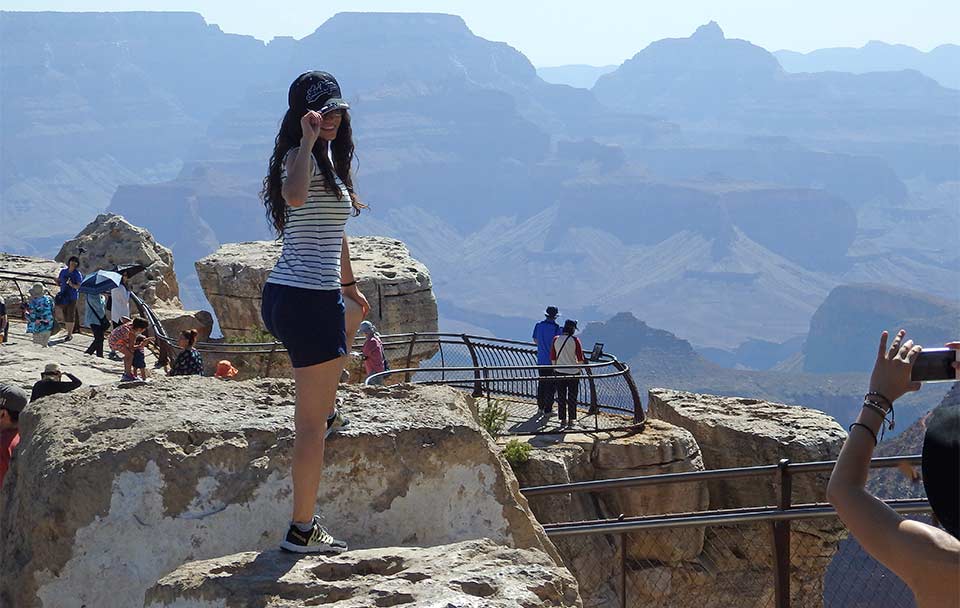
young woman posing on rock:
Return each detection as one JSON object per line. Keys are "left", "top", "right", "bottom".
{"left": 260, "top": 71, "right": 369, "bottom": 554}
{"left": 828, "top": 331, "right": 959, "bottom": 607}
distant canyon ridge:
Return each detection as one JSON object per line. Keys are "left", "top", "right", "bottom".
{"left": 1, "top": 12, "right": 957, "bottom": 354}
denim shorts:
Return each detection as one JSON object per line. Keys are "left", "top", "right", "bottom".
{"left": 132, "top": 350, "right": 146, "bottom": 369}
{"left": 261, "top": 282, "right": 346, "bottom": 368}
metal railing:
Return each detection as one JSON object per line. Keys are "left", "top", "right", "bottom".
{"left": 364, "top": 332, "right": 645, "bottom": 434}
{"left": 520, "top": 455, "right": 930, "bottom": 608}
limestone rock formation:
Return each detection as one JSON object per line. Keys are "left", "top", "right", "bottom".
{"left": 647, "top": 388, "right": 847, "bottom": 608}
{"left": 146, "top": 539, "right": 582, "bottom": 608}
{"left": 151, "top": 306, "right": 214, "bottom": 343}
{"left": 509, "top": 420, "right": 708, "bottom": 606}
{"left": 56, "top": 213, "right": 181, "bottom": 306}
{"left": 0, "top": 380, "right": 556, "bottom": 608}
{"left": 0, "top": 253, "right": 61, "bottom": 318}
{"left": 648, "top": 389, "right": 846, "bottom": 507}
{"left": 195, "top": 237, "right": 439, "bottom": 375}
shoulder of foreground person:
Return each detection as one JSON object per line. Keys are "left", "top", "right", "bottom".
{"left": 899, "top": 519, "right": 960, "bottom": 589}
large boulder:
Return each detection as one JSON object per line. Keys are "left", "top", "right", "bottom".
{"left": 56, "top": 213, "right": 181, "bottom": 307}
{"left": 647, "top": 389, "right": 846, "bottom": 507}
{"left": 647, "top": 388, "right": 848, "bottom": 608}
{"left": 146, "top": 538, "right": 582, "bottom": 608}
{"left": 508, "top": 420, "right": 708, "bottom": 607}
{"left": 195, "top": 237, "right": 439, "bottom": 369}
{"left": 0, "top": 380, "right": 557, "bottom": 608}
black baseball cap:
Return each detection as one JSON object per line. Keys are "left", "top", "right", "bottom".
{"left": 545, "top": 306, "right": 559, "bottom": 318}
{"left": 288, "top": 71, "right": 350, "bottom": 114}
{"left": 0, "top": 384, "right": 28, "bottom": 414}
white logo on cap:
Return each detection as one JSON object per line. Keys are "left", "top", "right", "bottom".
{"left": 305, "top": 80, "right": 337, "bottom": 104}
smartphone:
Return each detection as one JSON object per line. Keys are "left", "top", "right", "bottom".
{"left": 911, "top": 348, "right": 959, "bottom": 383}
{"left": 590, "top": 342, "right": 605, "bottom": 362}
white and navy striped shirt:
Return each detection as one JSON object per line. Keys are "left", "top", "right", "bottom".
{"left": 266, "top": 147, "right": 352, "bottom": 291}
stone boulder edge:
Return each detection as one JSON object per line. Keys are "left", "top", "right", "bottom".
{"left": 145, "top": 538, "right": 582, "bottom": 608}
{"left": 647, "top": 388, "right": 848, "bottom": 608}
{"left": 508, "top": 419, "right": 708, "bottom": 607}
{"left": 0, "top": 380, "right": 558, "bottom": 608}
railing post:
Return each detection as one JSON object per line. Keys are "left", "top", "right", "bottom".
{"left": 585, "top": 365, "right": 599, "bottom": 415}
{"left": 772, "top": 458, "right": 792, "bottom": 608}
{"left": 404, "top": 333, "right": 418, "bottom": 383}
{"left": 462, "top": 335, "right": 484, "bottom": 397}
{"left": 614, "top": 360, "right": 645, "bottom": 425}
{"left": 620, "top": 532, "right": 627, "bottom": 608}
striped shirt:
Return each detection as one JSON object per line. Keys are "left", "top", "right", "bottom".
{"left": 266, "top": 146, "right": 352, "bottom": 291}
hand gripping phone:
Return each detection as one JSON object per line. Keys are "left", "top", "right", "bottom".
{"left": 911, "top": 348, "right": 959, "bottom": 383}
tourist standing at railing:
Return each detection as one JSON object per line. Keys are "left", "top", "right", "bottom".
{"left": 827, "top": 331, "right": 959, "bottom": 608}
{"left": 259, "top": 71, "right": 369, "bottom": 554}
{"left": 358, "top": 321, "right": 386, "bottom": 385}
{"left": 533, "top": 306, "right": 562, "bottom": 416}
{"left": 551, "top": 319, "right": 585, "bottom": 429}
{"left": 25, "top": 283, "right": 55, "bottom": 347}
{"left": 54, "top": 256, "right": 83, "bottom": 342}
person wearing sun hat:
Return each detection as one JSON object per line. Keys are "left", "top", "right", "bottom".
{"left": 30, "top": 362, "right": 82, "bottom": 403}
{"left": 25, "top": 283, "right": 55, "bottom": 347}
{"left": 214, "top": 360, "right": 239, "bottom": 379}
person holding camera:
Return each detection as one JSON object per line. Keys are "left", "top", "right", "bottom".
{"left": 827, "top": 330, "right": 959, "bottom": 607}
{"left": 55, "top": 256, "right": 83, "bottom": 342}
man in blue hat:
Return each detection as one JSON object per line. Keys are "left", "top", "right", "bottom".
{"left": 532, "top": 306, "right": 562, "bottom": 415}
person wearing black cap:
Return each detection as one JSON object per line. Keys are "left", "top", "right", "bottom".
{"left": 827, "top": 331, "right": 959, "bottom": 607}
{"left": 551, "top": 319, "right": 586, "bottom": 429}
{"left": 259, "top": 70, "right": 369, "bottom": 554}
{"left": 0, "top": 383, "right": 28, "bottom": 488}
{"left": 532, "top": 306, "right": 562, "bottom": 415}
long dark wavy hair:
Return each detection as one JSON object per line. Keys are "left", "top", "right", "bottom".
{"left": 261, "top": 108, "right": 363, "bottom": 235}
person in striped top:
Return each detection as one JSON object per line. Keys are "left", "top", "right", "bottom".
{"left": 259, "top": 71, "right": 370, "bottom": 555}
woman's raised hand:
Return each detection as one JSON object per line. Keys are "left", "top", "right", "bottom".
{"left": 300, "top": 111, "right": 322, "bottom": 144}
{"left": 869, "top": 329, "right": 923, "bottom": 403}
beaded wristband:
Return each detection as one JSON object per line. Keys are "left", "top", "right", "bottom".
{"left": 849, "top": 422, "right": 878, "bottom": 446}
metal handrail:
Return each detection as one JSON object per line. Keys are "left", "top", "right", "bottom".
{"left": 521, "top": 454, "right": 923, "bottom": 497}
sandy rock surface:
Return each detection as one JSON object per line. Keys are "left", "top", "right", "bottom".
{"left": 56, "top": 213, "right": 181, "bottom": 306}
{"left": 146, "top": 538, "right": 581, "bottom": 608}
{"left": 0, "top": 380, "right": 556, "bottom": 608}
{"left": 195, "top": 237, "right": 438, "bottom": 368}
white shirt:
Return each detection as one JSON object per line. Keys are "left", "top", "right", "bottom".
{"left": 110, "top": 285, "right": 130, "bottom": 322}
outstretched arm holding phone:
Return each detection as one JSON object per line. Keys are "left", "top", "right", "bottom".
{"left": 827, "top": 330, "right": 959, "bottom": 608}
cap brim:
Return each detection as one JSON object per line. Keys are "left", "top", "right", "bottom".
{"left": 313, "top": 99, "right": 350, "bottom": 113}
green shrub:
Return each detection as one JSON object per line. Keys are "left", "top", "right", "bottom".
{"left": 225, "top": 328, "right": 275, "bottom": 344}
{"left": 502, "top": 439, "right": 532, "bottom": 468}
{"left": 478, "top": 398, "right": 508, "bottom": 435}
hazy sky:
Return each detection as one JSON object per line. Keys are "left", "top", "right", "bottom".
{"left": 4, "top": 0, "right": 958, "bottom": 65}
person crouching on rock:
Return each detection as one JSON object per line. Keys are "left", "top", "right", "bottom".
{"left": 167, "top": 329, "right": 204, "bottom": 376}
{"left": 108, "top": 316, "right": 149, "bottom": 382}
{"left": 259, "top": 70, "right": 369, "bottom": 554}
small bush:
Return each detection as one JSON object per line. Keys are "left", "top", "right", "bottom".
{"left": 478, "top": 398, "right": 508, "bottom": 435}
{"left": 502, "top": 439, "right": 532, "bottom": 468}
{"left": 225, "top": 328, "right": 275, "bottom": 344}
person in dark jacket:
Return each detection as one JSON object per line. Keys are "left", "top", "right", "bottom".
{"left": 30, "top": 363, "right": 82, "bottom": 402}
{"left": 167, "top": 329, "right": 204, "bottom": 376}
{"left": 532, "top": 306, "right": 562, "bottom": 415}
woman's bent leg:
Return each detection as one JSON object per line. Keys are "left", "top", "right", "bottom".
{"left": 291, "top": 356, "right": 344, "bottom": 523}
